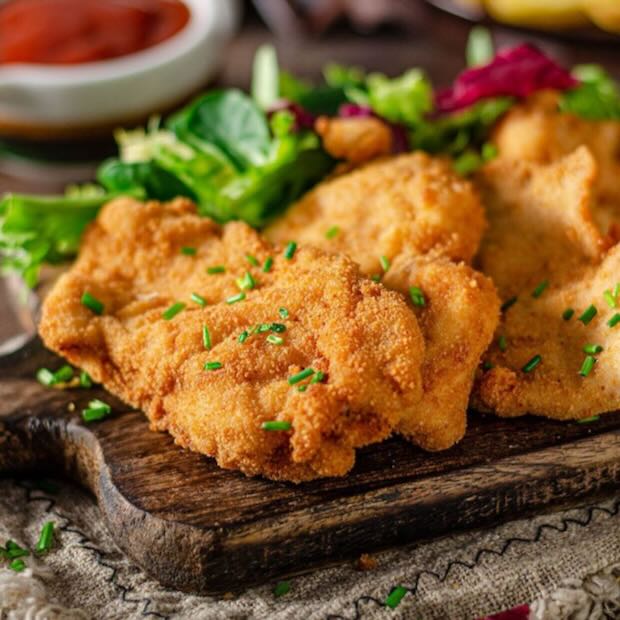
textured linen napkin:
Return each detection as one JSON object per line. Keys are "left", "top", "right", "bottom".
{"left": 0, "top": 477, "right": 618, "bottom": 619}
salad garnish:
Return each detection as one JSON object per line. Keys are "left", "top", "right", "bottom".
{"left": 2, "top": 28, "right": 619, "bottom": 286}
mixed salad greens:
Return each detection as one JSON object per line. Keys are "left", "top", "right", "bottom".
{"left": 1, "top": 28, "right": 619, "bottom": 286}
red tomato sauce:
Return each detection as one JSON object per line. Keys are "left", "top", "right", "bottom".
{"left": 0, "top": 0, "right": 190, "bottom": 65}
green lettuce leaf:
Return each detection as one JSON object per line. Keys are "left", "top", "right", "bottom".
{"left": 559, "top": 65, "right": 620, "bottom": 120}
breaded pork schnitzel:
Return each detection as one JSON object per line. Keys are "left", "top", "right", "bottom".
{"left": 476, "top": 146, "right": 608, "bottom": 301}
{"left": 492, "top": 91, "right": 620, "bottom": 237}
{"left": 39, "top": 198, "right": 426, "bottom": 482}
{"left": 475, "top": 245, "right": 620, "bottom": 420}
{"left": 384, "top": 256, "right": 499, "bottom": 449}
{"left": 266, "top": 153, "right": 499, "bottom": 449}
{"left": 474, "top": 147, "right": 620, "bottom": 420}
{"left": 266, "top": 152, "right": 486, "bottom": 275}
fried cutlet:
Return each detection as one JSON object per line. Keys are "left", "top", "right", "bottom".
{"left": 476, "top": 146, "right": 608, "bottom": 301}
{"left": 492, "top": 90, "right": 620, "bottom": 237}
{"left": 265, "top": 152, "right": 486, "bottom": 275}
{"left": 474, "top": 147, "right": 620, "bottom": 420}
{"left": 475, "top": 244, "right": 620, "bottom": 420}
{"left": 266, "top": 153, "right": 499, "bottom": 449}
{"left": 384, "top": 256, "right": 500, "bottom": 449}
{"left": 39, "top": 197, "right": 426, "bottom": 482}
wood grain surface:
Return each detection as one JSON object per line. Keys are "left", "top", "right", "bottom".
{"left": 0, "top": 337, "right": 618, "bottom": 593}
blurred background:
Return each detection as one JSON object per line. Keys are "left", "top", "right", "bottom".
{"left": 0, "top": 0, "right": 618, "bottom": 194}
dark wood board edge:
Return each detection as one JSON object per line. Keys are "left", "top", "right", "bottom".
{"left": 3, "top": 406, "right": 616, "bottom": 594}
{"left": 0, "top": 339, "right": 618, "bottom": 594}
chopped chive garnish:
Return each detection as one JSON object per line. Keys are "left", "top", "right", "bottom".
{"left": 325, "top": 226, "right": 340, "bottom": 239}
{"left": 35, "top": 521, "right": 55, "bottom": 555}
{"left": 522, "top": 355, "right": 542, "bottom": 373}
{"left": 256, "top": 323, "right": 271, "bottom": 333}
{"left": 6, "top": 541, "right": 29, "bottom": 559}
{"left": 270, "top": 323, "right": 286, "bottom": 333}
{"left": 481, "top": 142, "right": 498, "bottom": 162}
{"left": 409, "top": 286, "right": 426, "bottom": 307}
{"left": 578, "top": 304, "right": 597, "bottom": 325}
{"left": 297, "top": 385, "right": 307, "bottom": 392}
{"left": 204, "top": 361, "right": 222, "bottom": 371}
{"left": 371, "top": 274, "right": 381, "bottom": 283}
{"left": 278, "top": 307, "right": 289, "bottom": 319}
{"left": 562, "top": 308, "right": 575, "bottom": 321}
{"left": 81, "top": 292, "right": 104, "bottom": 315}
{"left": 498, "top": 335, "right": 507, "bottom": 352}
{"left": 36, "top": 368, "right": 56, "bottom": 386}
{"left": 310, "top": 370, "right": 325, "bottom": 384}
{"left": 181, "top": 246, "right": 196, "bottom": 256}
{"left": 482, "top": 360, "right": 494, "bottom": 371}
{"left": 501, "top": 296, "right": 517, "bottom": 312}
{"left": 273, "top": 581, "right": 291, "bottom": 596}
{"left": 226, "top": 292, "right": 246, "bottom": 305}
{"left": 579, "top": 355, "right": 597, "bottom": 377}
{"left": 54, "top": 365, "right": 74, "bottom": 383}
{"left": 284, "top": 241, "right": 297, "bottom": 260}
{"left": 245, "top": 254, "right": 259, "bottom": 267}
{"left": 288, "top": 368, "right": 314, "bottom": 385}
{"left": 577, "top": 415, "right": 600, "bottom": 424}
{"left": 385, "top": 585, "right": 408, "bottom": 609}
{"left": 238, "top": 330, "right": 249, "bottom": 343}
{"left": 262, "top": 256, "right": 273, "bottom": 272}
{"left": 79, "top": 371, "right": 92, "bottom": 388}
{"left": 608, "top": 313, "right": 620, "bottom": 328}
{"left": 261, "top": 421, "right": 291, "bottom": 431}
{"left": 615, "top": 283, "right": 620, "bottom": 299}
{"left": 9, "top": 559, "right": 25, "bottom": 572}
{"left": 236, "top": 272, "right": 256, "bottom": 291}
{"left": 207, "top": 265, "right": 225, "bottom": 274}
{"left": 202, "top": 325, "right": 212, "bottom": 350}
{"left": 583, "top": 343, "right": 603, "bottom": 355}
{"left": 266, "top": 334, "right": 284, "bottom": 345}
{"left": 379, "top": 255, "right": 390, "bottom": 272}
{"left": 82, "top": 399, "right": 111, "bottom": 423}
{"left": 603, "top": 289, "right": 616, "bottom": 308}
{"left": 531, "top": 280, "right": 549, "bottom": 298}
{"left": 191, "top": 293, "right": 207, "bottom": 307}
{"left": 162, "top": 302, "right": 186, "bottom": 320}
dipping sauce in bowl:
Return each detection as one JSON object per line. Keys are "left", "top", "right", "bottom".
{"left": 0, "top": 0, "right": 190, "bottom": 65}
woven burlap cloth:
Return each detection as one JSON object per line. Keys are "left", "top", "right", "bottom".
{"left": 0, "top": 478, "right": 618, "bottom": 619}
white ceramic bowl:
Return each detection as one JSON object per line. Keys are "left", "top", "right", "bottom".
{"left": 0, "top": 0, "right": 240, "bottom": 136}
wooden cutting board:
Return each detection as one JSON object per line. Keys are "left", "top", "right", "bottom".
{"left": 0, "top": 337, "right": 618, "bottom": 594}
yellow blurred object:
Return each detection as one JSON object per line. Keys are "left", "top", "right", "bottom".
{"left": 485, "top": 0, "right": 588, "bottom": 29}
{"left": 449, "top": 0, "right": 620, "bottom": 33}
{"left": 586, "top": 0, "right": 620, "bottom": 33}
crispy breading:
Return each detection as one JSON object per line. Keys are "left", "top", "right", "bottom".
{"left": 267, "top": 154, "right": 498, "bottom": 449}
{"left": 266, "top": 152, "right": 486, "bottom": 275}
{"left": 39, "top": 198, "right": 426, "bottom": 482}
{"left": 315, "top": 116, "right": 393, "bottom": 164}
{"left": 474, "top": 146, "right": 620, "bottom": 420}
{"left": 384, "top": 256, "right": 499, "bottom": 450}
{"left": 492, "top": 91, "right": 620, "bottom": 235}
{"left": 475, "top": 244, "right": 620, "bottom": 419}
{"left": 476, "top": 146, "right": 608, "bottom": 300}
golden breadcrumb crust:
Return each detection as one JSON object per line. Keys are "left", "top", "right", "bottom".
{"left": 492, "top": 90, "right": 620, "bottom": 238}
{"left": 39, "top": 198, "right": 425, "bottom": 482}
{"left": 475, "top": 145, "right": 620, "bottom": 420}
{"left": 266, "top": 153, "right": 499, "bottom": 449}
{"left": 385, "top": 256, "right": 499, "bottom": 449}
{"left": 265, "top": 152, "right": 486, "bottom": 275}
{"left": 315, "top": 116, "right": 393, "bottom": 164}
